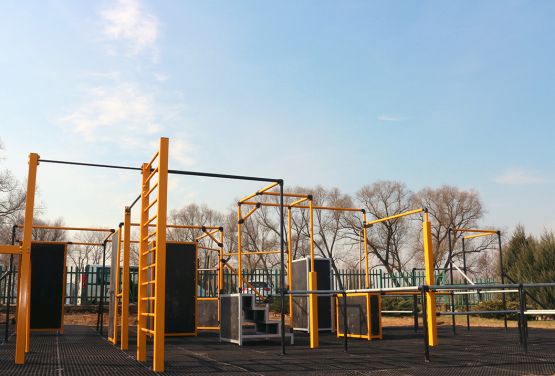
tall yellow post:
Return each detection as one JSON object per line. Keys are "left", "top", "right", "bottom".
{"left": 422, "top": 212, "right": 438, "bottom": 346}
{"left": 121, "top": 207, "right": 131, "bottom": 350}
{"left": 137, "top": 163, "right": 149, "bottom": 362}
{"left": 218, "top": 229, "right": 224, "bottom": 323}
{"left": 362, "top": 211, "right": 369, "bottom": 289}
{"left": 308, "top": 199, "right": 319, "bottom": 348}
{"left": 153, "top": 137, "right": 169, "bottom": 372}
{"left": 287, "top": 207, "right": 293, "bottom": 326}
{"left": 237, "top": 205, "right": 242, "bottom": 292}
{"left": 112, "top": 227, "right": 122, "bottom": 345}
{"left": 15, "top": 153, "right": 39, "bottom": 364}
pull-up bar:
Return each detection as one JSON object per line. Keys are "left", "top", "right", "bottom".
{"left": 15, "top": 224, "right": 114, "bottom": 233}
{"left": 39, "top": 158, "right": 282, "bottom": 183}
{"left": 364, "top": 208, "right": 424, "bottom": 227}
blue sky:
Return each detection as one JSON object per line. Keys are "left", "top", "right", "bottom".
{"left": 0, "top": 1, "right": 553, "bottom": 233}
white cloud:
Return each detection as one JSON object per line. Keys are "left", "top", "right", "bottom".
{"left": 100, "top": 0, "right": 158, "bottom": 55}
{"left": 59, "top": 81, "right": 194, "bottom": 167}
{"left": 377, "top": 114, "right": 403, "bottom": 122}
{"left": 494, "top": 168, "right": 549, "bottom": 185}
{"left": 60, "top": 83, "right": 160, "bottom": 141}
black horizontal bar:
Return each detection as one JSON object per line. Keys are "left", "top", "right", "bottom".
{"left": 40, "top": 159, "right": 141, "bottom": 171}
{"left": 128, "top": 195, "right": 141, "bottom": 210}
{"left": 39, "top": 159, "right": 282, "bottom": 183}
{"left": 167, "top": 169, "right": 281, "bottom": 183}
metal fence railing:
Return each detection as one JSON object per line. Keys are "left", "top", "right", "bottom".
{"left": 0, "top": 264, "right": 499, "bottom": 307}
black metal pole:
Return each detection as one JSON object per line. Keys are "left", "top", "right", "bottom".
{"left": 412, "top": 268, "right": 418, "bottom": 333}
{"left": 518, "top": 284, "right": 527, "bottom": 353}
{"left": 421, "top": 286, "right": 430, "bottom": 362}
{"left": 342, "top": 291, "right": 348, "bottom": 352}
{"left": 447, "top": 229, "right": 456, "bottom": 335}
{"left": 498, "top": 231, "right": 508, "bottom": 331}
{"left": 279, "top": 180, "right": 286, "bottom": 356}
{"left": 4, "top": 225, "right": 16, "bottom": 341}
{"left": 462, "top": 238, "right": 470, "bottom": 331}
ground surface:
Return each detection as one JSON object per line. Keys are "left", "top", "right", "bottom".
{"left": 0, "top": 324, "right": 554, "bottom": 375}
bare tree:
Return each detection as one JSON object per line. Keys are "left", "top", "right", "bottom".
{"left": 347, "top": 181, "right": 417, "bottom": 280}
{"left": 412, "top": 185, "right": 488, "bottom": 269}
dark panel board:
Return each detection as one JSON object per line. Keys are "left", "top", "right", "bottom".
{"left": 292, "top": 258, "right": 332, "bottom": 330}
{"left": 370, "top": 294, "right": 381, "bottom": 336}
{"left": 220, "top": 295, "right": 239, "bottom": 341}
{"left": 337, "top": 295, "right": 368, "bottom": 336}
{"left": 30, "top": 243, "right": 66, "bottom": 330}
{"left": 197, "top": 300, "right": 218, "bottom": 328}
{"left": 165, "top": 242, "right": 197, "bottom": 334}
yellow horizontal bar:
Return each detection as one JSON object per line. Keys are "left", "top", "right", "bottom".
{"left": 67, "top": 242, "right": 104, "bottom": 246}
{"left": 289, "top": 197, "right": 309, "bottom": 207}
{"left": 195, "top": 228, "right": 220, "bottom": 241}
{"left": 262, "top": 191, "right": 308, "bottom": 198}
{"left": 238, "top": 182, "right": 279, "bottom": 204}
{"left": 0, "top": 245, "right": 21, "bottom": 255}
{"left": 241, "top": 201, "right": 363, "bottom": 212}
{"left": 197, "top": 297, "right": 218, "bottom": 301}
{"left": 198, "top": 246, "right": 220, "bottom": 252}
{"left": 464, "top": 232, "right": 498, "bottom": 240}
{"left": 141, "top": 281, "right": 156, "bottom": 286}
{"left": 141, "top": 264, "right": 156, "bottom": 271}
{"left": 365, "top": 208, "right": 424, "bottom": 227}
{"left": 141, "top": 297, "right": 156, "bottom": 301}
{"left": 131, "top": 223, "right": 220, "bottom": 230}
{"left": 452, "top": 228, "right": 498, "bottom": 234}
{"left": 140, "top": 313, "right": 155, "bottom": 317}
{"left": 197, "top": 326, "right": 219, "bottom": 331}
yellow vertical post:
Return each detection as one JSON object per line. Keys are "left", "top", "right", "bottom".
{"left": 422, "top": 212, "right": 438, "bottom": 346}
{"left": 362, "top": 211, "right": 370, "bottom": 289}
{"left": 237, "top": 205, "right": 242, "bottom": 292}
{"left": 287, "top": 207, "right": 293, "bottom": 327}
{"left": 218, "top": 229, "right": 224, "bottom": 323}
{"left": 112, "top": 227, "right": 122, "bottom": 345}
{"left": 152, "top": 137, "right": 169, "bottom": 372}
{"left": 15, "top": 153, "right": 39, "bottom": 364}
{"left": 136, "top": 163, "right": 149, "bottom": 362}
{"left": 121, "top": 207, "right": 131, "bottom": 350}
{"left": 308, "top": 199, "right": 319, "bottom": 348}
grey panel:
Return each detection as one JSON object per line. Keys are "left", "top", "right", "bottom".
{"left": 198, "top": 299, "right": 219, "bottom": 328}
{"left": 220, "top": 295, "right": 239, "bottom": 341}
{"left": 337, "top": 294, "right": 368, "bottom": 336}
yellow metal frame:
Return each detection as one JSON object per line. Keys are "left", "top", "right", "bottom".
{"left": 363, "top": 208, "right": 437, "bottom": 346}
{"left": 137, "top": 137, "right": 169, "bottom": 372}
{"left": 335, "top": 292, "right": 382, "bottom": 340}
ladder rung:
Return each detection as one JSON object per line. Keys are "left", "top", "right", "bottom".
{"left": 144, "top": 198, "right": 158, "bottom": 213}
{"left": 140, "top": 312, "right": 155, "bottom": 317}
{"left": 141, "top": 297, "right": 156, "bottom": 301}
{"left": 141, "top": 280, "right": 156, "bottom": 286}
{"left": 147, "top": 214, "right": 158, "bottom": 225}
{"left": 140, "top": 327, "right": 155, "bottom": 335}
{"left": 141, "top": 263, "right": 156, "bottom": 271}
{"left": 142, "top": 230, "right": 157, "bottom": 242}
{"left": 144, "top": 167, "right": 158, "bottom": 185}
{"left": 145, "top": 182, "right": 158, "bottom": 199}
{"left": 142, "top": 247, "right": 156, "bottom": 256}
{"left": 116, "top": 293, "right": 123, "bottom": 297}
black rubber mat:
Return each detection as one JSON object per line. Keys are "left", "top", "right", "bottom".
{"left": 0, "top": 325, "right": 554, "bottom": 375}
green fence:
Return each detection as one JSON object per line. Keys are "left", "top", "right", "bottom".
{"left": 0, "top": 264, "right": 499, "bottom": 307}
